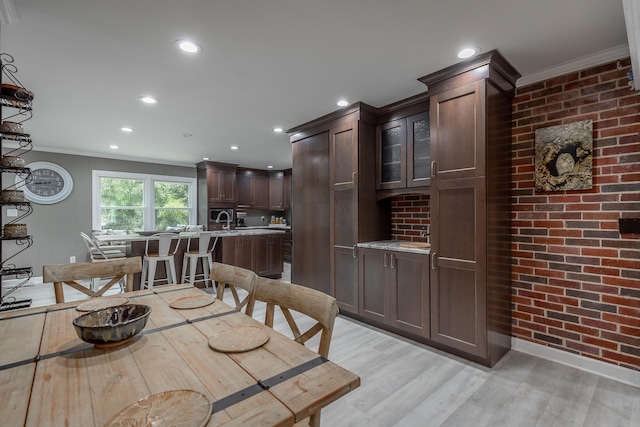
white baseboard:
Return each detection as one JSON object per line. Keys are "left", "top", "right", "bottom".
{"left": 512, "top": 337, "right": 640, "bottom": 389}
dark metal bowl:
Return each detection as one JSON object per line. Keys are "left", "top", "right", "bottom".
{"left": 73, "top": 304, "right": 151, "bottom": 347}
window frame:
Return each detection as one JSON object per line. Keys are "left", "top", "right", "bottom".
{"left": 92, "top": 170, "right": 197, "bottom": 231}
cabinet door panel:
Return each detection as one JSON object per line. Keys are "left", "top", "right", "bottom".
{"left": 407, "top": 112, "right": 431, "bottom": 187}
{"left": 236, "top": 236, "right": 254, "bottom": 271}
{"left": 331, "top": 123, "right": 358, "bottom": 190}
{"left": 292, "top": 132, "right": 331, "bottom": 294}
{"left": 253, "top": 174, "right": 269, "bottom": 209}
{"left": 221, "top": 169, "right": 236, "bottom": 204}
{"left": 254, "top": 235, "right": 269, "bottom": 276}
{"left": 376, "top": 119, "right": 406, "bottom": 190}
{"left": 431, "top": 82, "right": 484, "bottom": 180}
{"left": 269, "top": 173, "right": 284, "bottom": 210}
{"left": 333, "top": 189, "right": 357, "bottom": 247}
{"left": 390, "top": 252, "right": 429, "bottom": 337}
{"left": 334, "top": 246, "right": 358, "bottom": 313}
{"left": 358, "top": 249, "right": 388, "bottom": 323}
{"left": 430, "top": 177, "right": 487, "bottom": 356}
{"left": 237, "top": 173, "right": 252, "bottom": 208}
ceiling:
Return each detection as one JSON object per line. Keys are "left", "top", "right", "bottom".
{"left": 0, "top": 0, "right": 631, "bottom": 170}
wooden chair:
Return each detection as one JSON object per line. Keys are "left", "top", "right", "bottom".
{"left": 43, "top": 257, "right": 142, "bottom": 303}
{"left": 251, "top": 277, "right": 339, "bottom": 427}
{"left": 251, "top": 277, "right": 338, "bottom": 358}
{"left": 210, "top": 262, "right": 257, "bottom": 315}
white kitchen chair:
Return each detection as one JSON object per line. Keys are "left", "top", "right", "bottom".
{"left": 181, "top": 231, "right": 218, "bottom": 287}
{"left": 140, "top": 233, "right": 181, "bottom": 289}
{"left": 80, "top": 232, "right": 127, "bottom": 292}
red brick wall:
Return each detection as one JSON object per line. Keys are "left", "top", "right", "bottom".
{"left": 512, "top": 57, "right": 640, "bottom": 369}
{"left": 390, "top": 194, "right": 430, "bottom": 242}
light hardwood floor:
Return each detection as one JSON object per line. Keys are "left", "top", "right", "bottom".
{"left": 4, "top": 264, "right": 639, "bottom": 427}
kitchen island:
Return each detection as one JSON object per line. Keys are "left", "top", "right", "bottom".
{"left": 95, "top": 229, "right": 286, "bottom": 289}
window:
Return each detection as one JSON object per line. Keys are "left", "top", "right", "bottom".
{"left": 92, "top": 170, "right": 196, "bottom": 231}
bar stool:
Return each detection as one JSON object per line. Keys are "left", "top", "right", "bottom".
{"left": 181, "top": 231, "right": 218, "bottom": 287}
{"left": 140, "top": 233, "right": 180, "bottom": 289}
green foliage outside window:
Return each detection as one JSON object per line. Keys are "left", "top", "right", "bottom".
{"left": 99, "top": 178, "right": 192, "bottom": 231}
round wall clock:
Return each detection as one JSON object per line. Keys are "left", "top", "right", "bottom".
{"left": 17, "top": 161, "right": 74, "bottom": 204}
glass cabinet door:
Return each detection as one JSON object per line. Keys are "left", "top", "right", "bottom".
{"left": 376, "top": 119, "right": 406, "bottom": 190}
{"left": 407, "top": 112, "right": 430, "bottom": 187}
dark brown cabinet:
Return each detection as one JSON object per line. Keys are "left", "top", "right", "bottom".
{"left": 290, "top": 131, "right": 331, "bottom": 294}
{"left": 221, "top": 235, "right": 254, "bottom": 271}
{"left": 420, "top": 50, "right": 519, "bottom": 366}
{"left": 375, "top": 100, "right": 431, "bottom": 198}
{"left": 289, "top": 103, "right": 389, "bottom": 298}
{"left": 268, "top": 171, "right": 284, "bottom": 211}
{"left": 329, "top": 106, "right": 390, "bottom": 314}
{"left": 254, "top": 233, "right": 283, "bottom": 277}
{"left": 197, "top": 162, "right": 237, "bottom": 205}
{"left": 221, "top": 233, "right": 284, "bottom": 278}
{"left": 237, "top": 168, "right": 269, "bottom": 210}
{"left": 358, "top": 248, "right": 430, "bottom": 337}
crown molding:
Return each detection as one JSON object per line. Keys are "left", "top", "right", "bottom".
{"left": 0, "top": 0, "right": 18, "bottom": 24}
{"left": 517, "top": 44, "right": 631, "bottom": 87}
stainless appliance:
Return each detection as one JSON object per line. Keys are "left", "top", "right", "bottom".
{"left": 236, "top": 211, "right": 247, "bottom": 227}
{"left": 209, "top": 208, "right": 234, "bottom": 230}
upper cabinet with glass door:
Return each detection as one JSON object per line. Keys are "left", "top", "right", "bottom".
{"left": 376, "top": 110, "right": 431, "bottom": 196}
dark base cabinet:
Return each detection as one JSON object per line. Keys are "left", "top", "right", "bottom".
{"left": 358, "top": 248, "right": 430, "bottom": 337}
{"left": 221, "top": 234, "right": 283, "bottom": 278}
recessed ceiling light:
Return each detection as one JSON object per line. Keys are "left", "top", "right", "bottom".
{"left": 230, "top": 145, "right": 239, "bottom": 150}
{"left": 176, "top": 39, "right": 202, "bottom": 54}
{"left": 139, "top": 96, "right": 158, "bottom": 104}
{"left": 337, "top": 99, "right": 349, "bottom": 107}
{"left": 121, "top": 127, "right": 133, "bottom": 132}
{"left": 267, "top": 165, "right": 274, "bottom": 169}
{"left": 109, "top": 145, "right": 119, "bottom": 150}
{"left": 457, "top": 47, "right": 479, "bottom": 59}
{"left": 202, "top": 157, "right": 209, "bottom": 161}
{"left": 273, "top": 127, "right": 283, "bottom": 133}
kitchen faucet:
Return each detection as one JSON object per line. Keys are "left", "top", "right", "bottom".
{"left": 215, "top": 211, "right": 231, "bottom": 230}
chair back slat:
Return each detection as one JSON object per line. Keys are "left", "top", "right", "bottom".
{"left": 145, "top": 233, "right": 180, "bottom": 257}
{"left": 211, "top": 262, "right": 257, "bottom": 315}
{"left": 252, "top": 277, "right": 338, "bottom": 358}
{"left": 43, "top": 258, "right": 142, "bottom": 303}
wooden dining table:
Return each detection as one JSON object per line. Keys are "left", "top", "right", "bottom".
{"left": 0, "top": 284, "right": 360, "bottom": 426}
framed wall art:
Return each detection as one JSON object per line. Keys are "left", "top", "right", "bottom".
{"left": 535, "top": 120, "right": 593, "bottom": 192}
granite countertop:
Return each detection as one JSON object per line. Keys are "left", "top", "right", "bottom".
{"left": 94, "top": 228, "right": 285, "bottom": 243}
{"left": 237, "top": 225, "right": 291, "bottom": 230}
{"left": 357, "top": 240, "right": 431, "bottom": 255}
{"left": 213, "top": 228, "right": 286, "bottom": 236}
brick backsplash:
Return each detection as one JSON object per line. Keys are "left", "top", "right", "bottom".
{"left": 390, "top": 194, "right": 430, "bottom": 242}
{"left": 512, "top": 57, "right": 640, "bottom": 370}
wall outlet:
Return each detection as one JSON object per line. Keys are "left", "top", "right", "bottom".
{"left": 70, "top": 256, "right": 76, "bottom": 263}
{"left": 6, "top": 209, "right": 18, "bottom": 217}
{"left": 261, "top": 216, "right": 265, "bottom": 222}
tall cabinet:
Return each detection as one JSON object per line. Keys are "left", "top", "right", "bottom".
{"left": 289, "top": 104, "right": 390, "bottom": 305}
{"left": 419, "top": 50, "right": 519, "bottom": 366}
{"left": 0, "top": 54, "right": 34, "bottom": 311}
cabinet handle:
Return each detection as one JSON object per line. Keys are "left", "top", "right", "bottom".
{"left": 384, "top": 253, "right": 388, "bottom": 268}
{"left": 352, "top": 244, "right": 357, "bottom": 258}
{"left": 431, "top": 252, "right": 436, "bottom": 270}
{"left": 431, "top": 161, "right": 436, "bottom": 178}
{"left": 390, "top": 254, "right": 395, "bottom": 269}
{"left": 352, "top": 171, "right": 357, "bottom": 185}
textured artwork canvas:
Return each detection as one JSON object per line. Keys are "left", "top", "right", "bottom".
{"left": 535, "top": 120, "right": 593, "bottom": 191}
